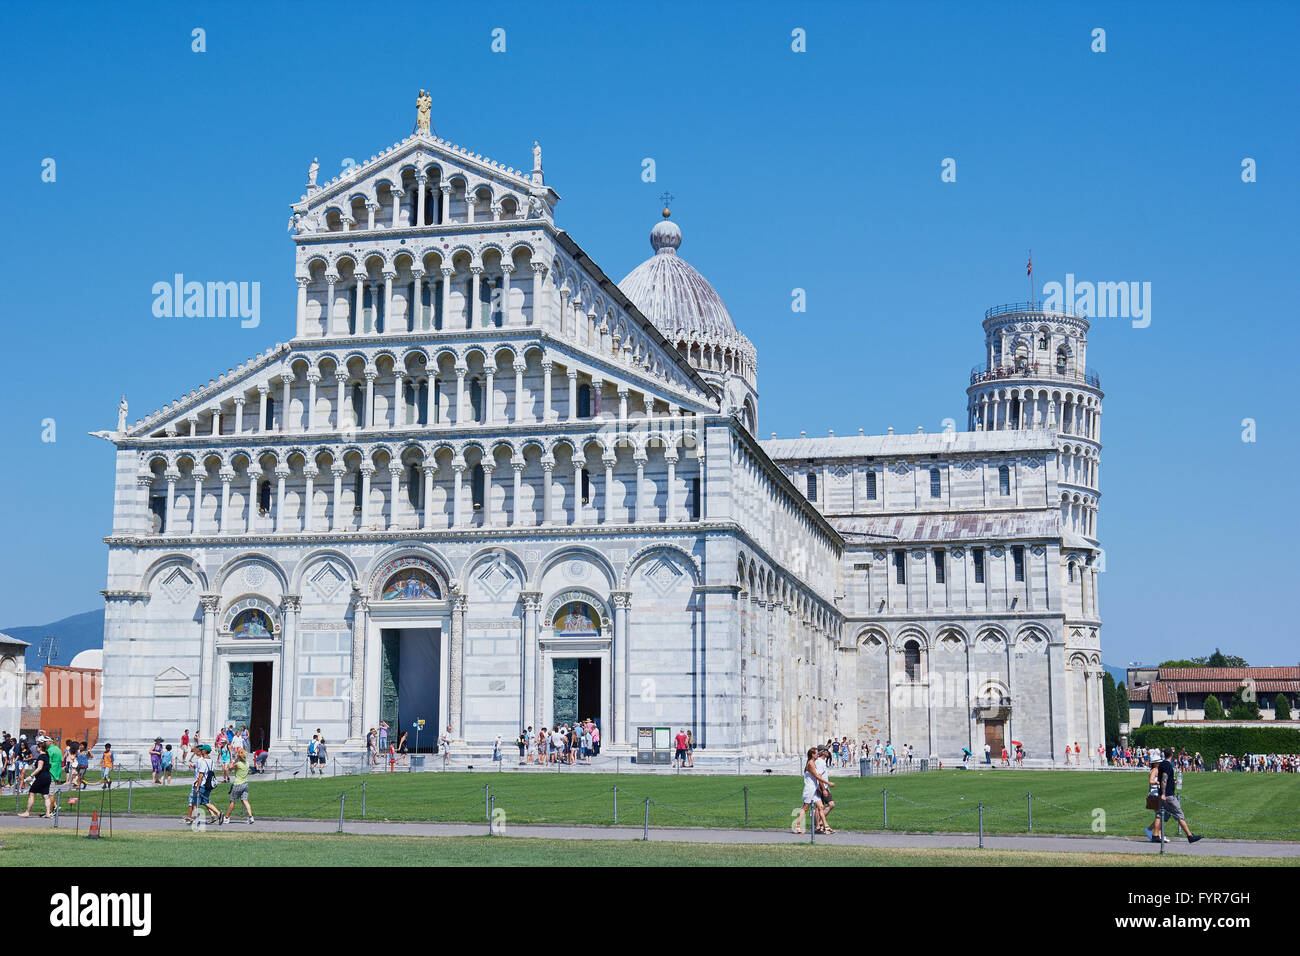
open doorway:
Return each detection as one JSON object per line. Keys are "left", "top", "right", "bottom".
{"left": 228, "top": 661, "right": 274, "bottom": 751}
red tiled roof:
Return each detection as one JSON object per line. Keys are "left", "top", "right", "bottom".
{"left": 1157, "top": 667, "right": 1300, "bottom": 680}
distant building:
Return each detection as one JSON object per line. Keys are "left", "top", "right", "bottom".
{"left": 1127, "top": 666, "right": 1300, "bottom": 726}
{"left": 0, "top": 632, "right": 28, "bottom": 737}
{"left": 40, "top": 664, "right": 103, "bottom": 748}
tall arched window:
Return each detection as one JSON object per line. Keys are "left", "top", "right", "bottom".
{"left": 866, "top": 468, "right": 877, "bottom": 500}
{"left": 577, "top": 383, "right": 592, "bottom": 419}
{"left": 806, "top": 472, "right": 817, "bottom": 500}
{"left": 264, "top": 396, "right": 275, "bottom": 431}
{"left": 470, "top": 378, "right": 484, "bottom": 422}
{"left": 929, "top": 467, "right": 941, "bottom": 498}
{"left": 351, "top": 383, "right": 364, "bottom": 427}
{"left": 580, "top": 467, "right": 591, "bottom": 504}
{"left": 1056, "top": 347, "right": 1068, "bottom": 374}
{"left": 998, "top": 465, "right": 1010, "bottom": 496}
{"left": 403, "top": 381, "right": 417, "bottom": 425}
{"left": 407, "top": 463, "right": 421, "bottom": 508}
{"left": 258, "top": 480, "right": 272, "bottom": 514}
{"left": 416, "top": 380, "right": 428, "bottom": 426}
{"left": 904, "top": 640, "right": 921, "bottom": 681}
{"left": 479, "top": 275, "right": 493, "bottom": 327}
{"left": 352, "top": 470, "right": 363, "bottom": 513}
{"left": 471, "top": 463, "right": 485, "bottom": 510}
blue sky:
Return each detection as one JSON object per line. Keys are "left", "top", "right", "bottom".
{"left": 1, "top": 1, "right": 1296, "bottom": 666}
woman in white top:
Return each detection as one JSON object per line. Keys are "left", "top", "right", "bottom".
{"left": 794, "top": 748, "right": 829, "bottom": 834}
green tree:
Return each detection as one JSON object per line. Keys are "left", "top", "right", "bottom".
{"left": 1275, "top": 694, "right": 1292, "bottom": 721}
{"left": 1228, "top": 685, "right": 1260, "bottom": 720}
{"left": 1158, "top": 658, "right": 1199, "bottom": 668}
{"left": 1204, "top": 694, "right": 1225, "bottom": 719}
{"left": 1102, "top": 672, "right": 1120, "bottom": 749}
{"left": 1117, "top": 682, "right": 1130, "bottom": 730}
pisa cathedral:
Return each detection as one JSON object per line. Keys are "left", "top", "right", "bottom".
{"left": 97, "top": 107, "right": 1106, "bottom": 761}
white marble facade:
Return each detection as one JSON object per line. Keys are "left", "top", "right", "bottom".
{"left": 98, "top": 120, "right": 1104, "bottom": 760}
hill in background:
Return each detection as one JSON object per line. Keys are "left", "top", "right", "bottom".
{"left": 2, "top": 608, "right": 105, "bottom": 669}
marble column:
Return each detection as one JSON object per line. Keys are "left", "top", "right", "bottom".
{"left": 500, "top": 264, "right": 514, "bottom": 325}
{"left": 611, "top": 590, "right": 631, "bottom": 745}
{"left": 422, "top": 459, "right": 437, "bottom": 529}
{"left": 198, "top": 594, "right": 221, "bottom": 739}
{"left": 350, "top": 591, "right": 369, "bottom": 742}
{"left": 449, "top": 588, "right": 466, "bottom": 740}
{"left": 521, "top": 591, "right": 542, "bottom": 732}
{"left": 303, "top": 465, "right": 317, "bottom": 532}
{"left": 274, "top": 465, "right": 289, "bottom": 533}
{"left": 513, "top": 361, "right": 526, "bottom": 423}
{"left": 279, "top": 595, "right": 301, "bottom": 741}
{"left": 306, "top": 371, "right": 320, "bottom": 431}
{"left": 511, "top": 461, "right": 524, "bottom": 526}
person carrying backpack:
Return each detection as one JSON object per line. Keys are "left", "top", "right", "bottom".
{"left": 188, "top": 744, "right": 222, "bottom": 825}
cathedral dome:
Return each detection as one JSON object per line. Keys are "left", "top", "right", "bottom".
{"left": 619, "top": 210, "right": 739, "bottom": 340}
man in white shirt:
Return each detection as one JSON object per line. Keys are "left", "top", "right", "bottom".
{"left": 440, "top": 726, "right": 452, "bottom": 767}
{"left": 187, "top": 745, "right": 222, "bottom": 826}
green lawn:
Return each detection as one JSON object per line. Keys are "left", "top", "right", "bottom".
{"left": 0, "top": 829, "right": 1289, "bottom": 867}
{"left": 20, "top": 768, "right": 1298, "bottom": 841}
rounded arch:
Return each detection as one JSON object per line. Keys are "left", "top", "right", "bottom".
{"left": 214, "top": 553, "right": 289, "bottom": 594}
{"left": 365, "top": 545, "right": 452, "bottom": 601}
{"left": 140, "top": 552, "right": 210, "bottom": 593}
{"left": 620, "top": 543, "right": 702, "bottom": 589}
{"left": 459, "top": 545, "right": 528, "bottom": 592}
{"left": 533, "top": 545, "right": 617, "bottom": 591}
{"left": 292, "top": 548, "right": 361, "bottom": 594}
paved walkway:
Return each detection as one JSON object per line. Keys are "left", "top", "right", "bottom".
{"left": 1, "top": 813, "right": 1295, "bottom": 858}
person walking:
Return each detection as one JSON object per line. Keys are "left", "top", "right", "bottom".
{"left": 17, "top": 741, "right": 54, "bottom": 818}
{"left": 99, "top": 743, "right": 114, "bottom": 788}
{"left": 161, "top": 744, "right": 174, "bottom": 784}
{"left": 816, "top": 745, "right": 836, "bottom": 833}
{"left": 1145, "top": 747, "right": 1203, "bottom": 844}
{"left": 180, "top": 729, "right": 190, "bottom": 763}
{"left": 150, "top": 737, "right": 164, "bottom": 783}
{"left": 440, "top": 725, "right": 452, "bottom": 768}
{"left": 224, "top": 748, "right": 255, "bottom": 824}
{"left": 674, "top": 729, "right": 689, "bottom": 769}
{"left": 794, "top": 747, "right": 831, "bottom": 834}
{"left": 188, "top": 744, "right": 222, "bottom": 826}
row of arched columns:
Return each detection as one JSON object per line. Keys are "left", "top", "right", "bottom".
{"left": 139, "top": 434, "right": 704, "bottom": 536}
{"left": 737, "top": 552, "right": 843, "bottom": 755}
{"left": 145, "top": 346, "right": 701, "bottom": 442}
{"left": 969, "top": 385, "right": 1102, "bottom": 439}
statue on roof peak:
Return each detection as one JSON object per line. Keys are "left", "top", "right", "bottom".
{"left": 415, "top": 89, "right": 432, "bottom": 135}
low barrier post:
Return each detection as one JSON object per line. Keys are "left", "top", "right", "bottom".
{"left": 643, "top": 797, "right": 650, "bottom": 841}
{"left": 613, "top": 786, "right": 618, "bottom": 824}
{"left": 362, "top": 781, "right": 366, "bottom": 819}
{"left": 338, "top": 792, "right": 346, "bottom": 833}
{"left": 127, "top": 776, "right": 133, "bottom": 814}
{"left": 882, "top": 788, "right": 888, "bottom": 829}
{"left": 743, "top": 786, "right": 749, "bottom": 826}
{"left": 485, "top": 784, "right": 490, "bottom": 821}
{"left": 1027, "top": 792, "right": 1032, "bottom": 832}
{"left": 978, "top": 802, "right": 984, "bottom": 849}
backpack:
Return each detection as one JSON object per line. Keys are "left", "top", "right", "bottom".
{"left": 203, "top": 766, "right": 216, "bottom": 790}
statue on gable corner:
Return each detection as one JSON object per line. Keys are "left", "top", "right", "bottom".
{"left": 117, "top": 395, "right": 128, "bottom": 432}
{"left": 307, "top": 157, "right": 319, "bottom": 187}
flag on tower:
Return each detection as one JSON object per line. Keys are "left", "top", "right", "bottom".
{"left": 1027, "top": 253, "right": 1032, "bottom": 276}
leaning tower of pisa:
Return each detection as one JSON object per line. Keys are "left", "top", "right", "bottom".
{"left": 966, "top": 302, "right": 1103, "bottom": 542}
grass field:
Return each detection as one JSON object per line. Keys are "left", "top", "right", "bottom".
{"left": 0, "top": 829, "right": 1288, "bottom": 867}
{"left": 14, "top": 768, "right": 1296, "bottom": 841}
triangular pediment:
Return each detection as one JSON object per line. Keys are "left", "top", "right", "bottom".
{"left": 292, "top": 133, "right": 552, "bottom": 231}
